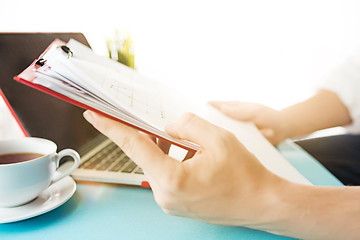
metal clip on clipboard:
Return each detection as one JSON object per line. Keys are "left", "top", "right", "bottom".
{"left": 59, "top": 45, "right": 73, "bottom": 59}
{"left": 35, "top": 45, "right": 73, "bottom": 68}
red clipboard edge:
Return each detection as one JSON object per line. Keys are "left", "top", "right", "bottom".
{"left": 14, "top": 76, "right": 197, "bottom": 152}
{"left": 0, "top": 89, "right": 29, "bottom": 137}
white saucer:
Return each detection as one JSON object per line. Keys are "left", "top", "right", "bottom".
{"left": 0, "top": 176, "right": 76, "bottom": 223}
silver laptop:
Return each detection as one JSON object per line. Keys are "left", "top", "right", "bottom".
{"left": 0, "top": 32, "right": 148, "bottom": 187}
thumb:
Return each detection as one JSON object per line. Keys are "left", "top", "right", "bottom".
{"left": 165, "top": 113, "right": 222, "bottom": 151}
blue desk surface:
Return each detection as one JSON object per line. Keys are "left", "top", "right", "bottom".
{"left": 0, "top": 141, "right": 343, "bottom": 240}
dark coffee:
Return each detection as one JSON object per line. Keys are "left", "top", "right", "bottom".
{"left": 0, "top": 153, "right": 44, "bottom": 165}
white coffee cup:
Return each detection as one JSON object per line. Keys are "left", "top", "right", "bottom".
{"left": 0, "top": 137, "right": 80, "bottom": 208}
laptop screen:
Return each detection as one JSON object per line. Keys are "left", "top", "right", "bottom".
{"left": 0, "top": 33, "right": 103, "bottom": 153}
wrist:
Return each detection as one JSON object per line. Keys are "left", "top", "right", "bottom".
{"left": 248, "top": 176, "right": 360, "bottom": 239}
{"left": 278, "top": 109, "right": 299, "bottom": 140}
{"left": 246, "top": 174, "right": 300, "bottom": 234}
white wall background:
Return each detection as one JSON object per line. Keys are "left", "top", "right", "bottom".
{"left": 1, "top": 0, "right": 360, "bottom": 109}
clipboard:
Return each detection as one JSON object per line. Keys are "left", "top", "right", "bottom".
{"left": 14, "top": 39, "right": 200, "bottom": 152}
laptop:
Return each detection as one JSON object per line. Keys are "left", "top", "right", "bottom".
{"left": 0, "top": 32, "right": 149, "bottom": 188}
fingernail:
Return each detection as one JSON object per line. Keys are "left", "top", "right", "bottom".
{"left": 261, "top": 128, "right": 274, "bottom": 138}
{"left": 83, "top": 110, "right": 94, "bottom": 123}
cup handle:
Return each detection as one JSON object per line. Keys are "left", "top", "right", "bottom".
{"left": 52, "top": 149, "right": 80, "bottom": 183}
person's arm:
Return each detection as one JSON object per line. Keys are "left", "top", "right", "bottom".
{"left": 84, "top": 110, "right": 360, "bottom": 240}
{"left": 267, "top": 181, "right": 360, "bottom": 239}
{"left": 280, "top": 89, "right": 352, "bottom": 138}
{"left": 209, "top": 89, "right": 352, "bottom": 145}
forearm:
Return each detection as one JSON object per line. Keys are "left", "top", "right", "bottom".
{"left": 260, "top": 181, "right": 360, "bottom": 240}
{"left": 280, "top": 89, "right": 352, "bottom": 138}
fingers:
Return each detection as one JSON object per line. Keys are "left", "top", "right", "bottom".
{"left": 165, "top": 113, "right": 221, "bottom": 150}
{"left": 83, "top": 110, "right": 179, "bottom": 179}
{"left": 208, "top": 101, "right": 263, "bottom": 121}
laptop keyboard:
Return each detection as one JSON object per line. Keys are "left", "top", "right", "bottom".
{"left": 79, "top": 141, "right": 144, "bottom": 174}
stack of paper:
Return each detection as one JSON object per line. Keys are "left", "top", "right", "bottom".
{"left": 16, "top": 39, "right": 199, "bottom": 151}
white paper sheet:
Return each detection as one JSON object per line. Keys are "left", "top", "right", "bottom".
{"left": 206, "top": 105, "right": 311, "bottom": 185}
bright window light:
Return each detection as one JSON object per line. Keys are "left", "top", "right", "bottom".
{"left": 1, "top": 0, "right": 360, "bottom": 110}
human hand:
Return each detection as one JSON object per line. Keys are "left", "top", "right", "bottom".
{"left": 83, "top": 110, "right": 285, "bottom": 227}
{"left": 209, "top": 101, "right": 291, "bottom": 145}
